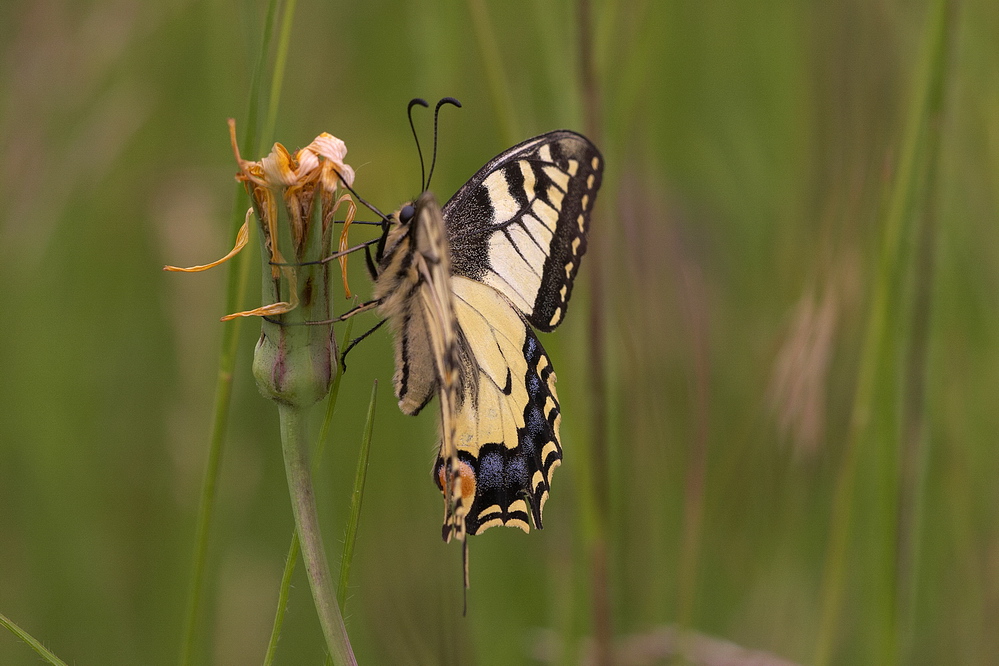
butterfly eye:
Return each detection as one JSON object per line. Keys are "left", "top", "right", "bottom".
{"left": 399, "top": 204, "right": 416, "bottom": 224}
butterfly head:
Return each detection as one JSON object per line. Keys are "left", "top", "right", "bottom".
{"left": 371, "top": 201, "right": 412, "bottom": 268}
{"left": 376, "top": 192, "right": 443, "bottom": 272}
{"left": 397, "top": 203, "right": 416, "bottom": 225}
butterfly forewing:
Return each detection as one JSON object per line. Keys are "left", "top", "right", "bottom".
{"left": 442, "top": 131, "right": 603, "bottom": 331}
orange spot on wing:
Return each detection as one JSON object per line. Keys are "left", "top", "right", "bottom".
{"left": 458, "top": 461, "right": 476, "bottom": 503}
{"left": 437, "top": 459, "right": 477, "bottom": 504}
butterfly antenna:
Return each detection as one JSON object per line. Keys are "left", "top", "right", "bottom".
{"left": 334, "top": 171, "right": 390, "bottom": 225}
{"left": 408, "top": 98, "right": 430, "bottom": 191}
{"left": 426, "top": 97, "right": 462, "bottom": 190}
{"left": 334, "top": 174, "right": 393, "bottom": 263}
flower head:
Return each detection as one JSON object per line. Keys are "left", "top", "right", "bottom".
{"left": 229, "top": 120, "right": 356, "bottom": 300}
{"left": 164, "top": 120, "right": 359, "bottom": 407}
{"left": 229, "top": 121, "right": 357, "bottom": 407}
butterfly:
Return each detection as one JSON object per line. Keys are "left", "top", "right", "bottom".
{"left": 370, "top": 129, "right": 603, "bottom": 545}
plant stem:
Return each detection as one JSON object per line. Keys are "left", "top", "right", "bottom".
{"left": 278, "top": 404, "right": 357, "bottom": 666}
{"left": 466, "top": 0, "right": 520, "bottom": 144}
{"left": 262, "top": 0, "right": 298, "bottom": 146}
{"left": 177, "top": 2, "right": 279, "bottom": 662}
{"left": 579, "top": 1, "right": 613, "bottom": 663}
{"left": 264, "top": 321, "right": 354, "bottom": 665}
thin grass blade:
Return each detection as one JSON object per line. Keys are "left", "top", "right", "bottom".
{"left": 337, "top": 379, "right": 378, "bottom": 611}
{"left": 813, "top": 0, "right": 959, "bottom": 663}
{"left": 177, "top": 2, "right": 279, "bottom": 664}
{"left": 0, "top": 613, "right": 69, "bottom": 666}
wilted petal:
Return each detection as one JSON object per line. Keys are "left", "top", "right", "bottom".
{"left": 308, "top": 133, "right": 354, "bottom": 187}
{"left": 164, "top": 215, "right": 251, "bottom": 273}
{"left": 261, "top": 143, "right": 298, "bottom": 186}
{"left": 295, "top": 148, "right": 320, "bottom": 178}
{"left": 309, "top": 133, "right": 348, "bottom": 163}
{"left": 336, "top": 163, "right": 355, "bottom": 188}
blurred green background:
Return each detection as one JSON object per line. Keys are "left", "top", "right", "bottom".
{"left": 1, "top": 0, "right": 996, "bottom": 664}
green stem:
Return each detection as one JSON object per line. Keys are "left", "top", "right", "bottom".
{"left": 578, "top": 1, "right": 613, "bottom": 663}
{"left": 278, "top": 404, "right": 357, "bottom": 666}
{"left": 466, "top": 0, "right": 520, "bottom": 144}
{"left": 262, "top": 0, "right": 298, "bottom": 147}
{"left": 0, "top": 612, "right": 69, "bottom": 666}
{"left": 263, "top": 321, "right": 354, "bottom": 666}
{"left": 176, "top": 311, "right": 246, "bottom": 666}
{"left": 177, "top": 2, "right": 280, "bottom": 663}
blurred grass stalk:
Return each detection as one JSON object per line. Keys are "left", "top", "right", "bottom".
{"left": 338, "top": 379, "right": 377, "bottom": 611}
{"left": 814, "top": 0, "right": 958, "bottom": 664}
{"left": 0, "top": 612, "right": 69, "bottom": 666}
{"left": 577, "top": 0, "right": 615, "bottom": 664}
{"left": 176, "top": 0, "right": 285, "bottom": 663}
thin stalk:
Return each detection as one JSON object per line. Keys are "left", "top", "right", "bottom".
{"left": 278, "top": 405, "right": 357, "bottom": 666}
{"left": 337, "top": 380, "right": 378, "bottom": 610}
{"left": 578, "top": 0, "right": 612, "bottom": 664}
{"left": 466, "top": 0, "right": 520, "bottom": 145}
{"left": 813, "top": 0, "right": 957, "bottom": 663}
{"left": 177, "top": 2, "right": 279, "bottom": 663}
{"left": 898, "top": 0, "right": 959, "bottom": 659}
{"left": 261, "top": 536, "right": 299, "bottom": 666}
{"left": 316, "top": 316, "right": 356, "bottom": 464}
{"left": 0, "top": 612, "right": 69, "bottom": 666}
{"left": 676, "top": 264, "right": 712, "bottom": 631}
{"left": 262, "top": 0, "right": 298, "bottom": 146}
{"left": 264, "top": 320, "right": 355, "bottom": 666}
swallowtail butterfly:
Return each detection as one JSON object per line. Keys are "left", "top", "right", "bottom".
{"left": 372, "top": 130, "right": 603, "bottom": 544}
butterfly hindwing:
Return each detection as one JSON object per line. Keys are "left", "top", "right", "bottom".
{"left": 443, "top": 131, "right": 603, "bottom": 332}
{"left": 372, "top": 197, "right": 441, "bottom": 416}
{"left": 436, "top": 277, "right": 561, "bottom": 537}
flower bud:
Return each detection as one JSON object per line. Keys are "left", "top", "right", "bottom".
{"left": 228, "top": 121, "right": 356, "bottom": 408}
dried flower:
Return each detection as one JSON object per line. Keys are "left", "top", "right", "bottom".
{"left": 165, "top": 120, "right": 357, "bottom": 408}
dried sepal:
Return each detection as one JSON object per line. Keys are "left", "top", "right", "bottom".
{"left": 163, "top": 211, "right": 252, "bottom": 273}
{"left": 336, "top": 194, "right": 357, "bottom": 298}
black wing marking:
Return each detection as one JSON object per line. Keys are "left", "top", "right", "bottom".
{"left": 442, "top": 131, "right": 603, "bottom": 332}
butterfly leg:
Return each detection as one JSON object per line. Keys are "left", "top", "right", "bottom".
{"left": 339, "top": 318, "right": 387, "bottom": 371}
{"left": 364, "top": 243, "right": 381, "bottom": 280}
{"left": 293, "top": 298, "right": 382, "bottom": 326}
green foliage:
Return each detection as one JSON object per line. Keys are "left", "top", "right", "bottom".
{"left": 1, "top": 0, "right": 996, "bottom": 664}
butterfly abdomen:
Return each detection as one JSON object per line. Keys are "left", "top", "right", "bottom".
{"left": 374, "top": 196, "right": 449, "bottom": 416}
